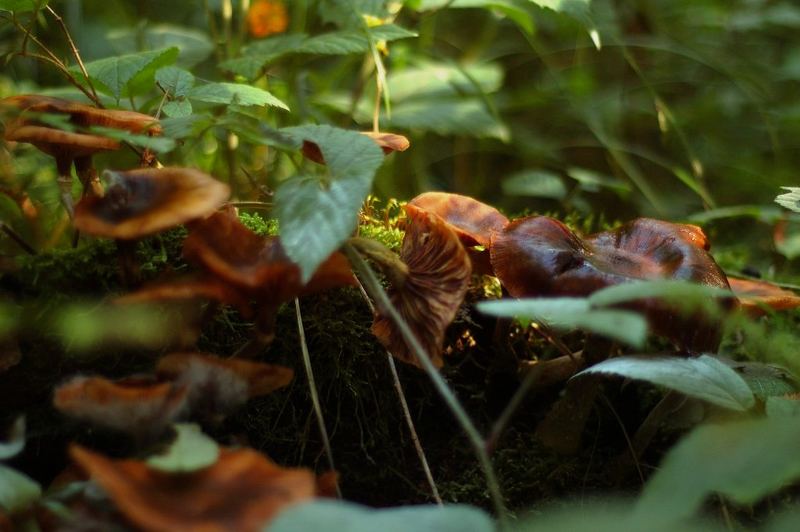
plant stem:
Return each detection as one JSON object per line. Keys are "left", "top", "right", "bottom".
{"left": 45, "top": 5, "right": 101, "bottom": 107}
{"left": 344, "top": 244, "right": 508, "bottom": 524}
{"left": 354, "top": 279, "right": 442, "bottom": 505}
{"left": 0, "top": 222, "right": 36, "bottom": 255}
{"left": 294, "top": 298, "right": 342, "bottom": 498}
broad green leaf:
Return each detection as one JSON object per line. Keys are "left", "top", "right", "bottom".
{"left": 588, "top": 280, "right": 732, "bottom": 309}
{"left": 299, "top": 25, "right": 416, "bottom": 55}
{"left": 578, "top": 355, "right": 755, "bottom": 411}
{"left": 220, "top": 34, "right": 309, "bottom": 78}
{"left": 566, "top": 167, "right": 631, "bottom": 194}
{"left": 0, "top": 0, "right": 47, "bottom": 11}
{"left": 502, "top": 170, "right": 567, "bottom": 199}
{"left": 89, "top": 126, "right": 176, "bottom": 153}
{"left": 155, "top": 66, "right": 195, "bottom": 97}
{"left": 729, "top": 361, "right": 797, "bottom": 400}
{"left": 635, "top": 416, "right": 800, "bottom": 521}
{"left": 146, "top": 424, "right": 219, "bottom": 473}
{"left": 318, "top": 0, "right": 394, "bottom": 28}
{"left": 383, "top": 99, "right": 508, "bottom": 140}
{"left": 276, "top": 125, "right": 384, "bottom": 281}
{"left": 160, "top": 114, "right": 213, "bottom": 139}
{"left": 388, "top": 63, "right": 503, "bottom": 102}
{"left": 528, "top": 0, "right": 600, "bottom": 49}
{"left": 776, "top": 187, "right": 800, "bottom": 213}
{"left": 0, "top": 417, "right": 24, "bottom": 460}
{"left": 162, "top": 100, "right": 193, "bottom": 118}
{"left": 75, "top": 47, "right": 179, "bottom": 99}
{"left": 268, "top": 500, "right": 494, "bottom": 532}
{"left": 476, "top": 298, "right": 647, "bottom": 347}
{"left": 414, "top": 1, "right": 534, "bottom": 35}
{"left": 189, "top": 82, "right": 288, "bottom": 110}
{"left": 0, "top": 464, "right": 41, "bottom": 514}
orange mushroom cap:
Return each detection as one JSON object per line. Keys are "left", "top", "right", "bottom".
{"left": 301, "top": 131, "right": 410, "bottom": 164}
{"left": 53, "top": 376, "right": 188, "bottom": 436}
{"left": 728, "top": 277, "right": 800, "bottom": 316}
{"left": 115, "top": 276, "right": 254, "bottom": 318}
{"left": 69, "top": 444, "right": 317, "bottom": 532}
{"left": 73, "top": 167, "right": 230, "bottom": 240}
{"left": 490, "top": 216, "right": 732, "bottom": 351}
{"left": 183, "top": 210, "right": 355, "bottom": 297}
{"left": 156, "top": 352, "right": 294, "bottom": 415}
{"left": 408, "top": 191, "right": 509, "bottom": 248}
{"left": 372, "top": 204, "right": 472, "bottom": 368}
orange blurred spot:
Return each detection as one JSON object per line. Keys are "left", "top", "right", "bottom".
{"left": 247, "top": 0, "right": 288, "bottom": 38}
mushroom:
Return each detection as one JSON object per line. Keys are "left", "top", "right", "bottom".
{"left": 53, "top": 375, "right": 189, "bottom": 438}
{"left": 407, "top": 192, "right": 509, "bottom": 275}
{"left": 489, "top": 216, "right": 733, "bottom": 352}
{"left": 301, "top": 131, "right": 410, "bottom": 164}
{"left": 69, "top": 444, "right": 318, "bottom": 532}
{"left": 73, "top": 167, "right": 230, "bottom": 284}
{"left": 156, "top": 352, "right": 294, "bottom": 419}
{"left": 182, "top": 209, "right": 356, "bottom": 354}
{"left": 727, "top": 277, "right": 800, "bottom": 315}
{"left": 371, "top": 204, "right": 472, "bottom": 368}
{"left": 2, "top": 95, "right": 161, "bottom": 217}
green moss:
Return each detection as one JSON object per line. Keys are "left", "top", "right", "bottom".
{"left": 238, "top": 211, "right": 279, "bottom": 236}
{"left": 357, "top": 223, "right": 404, "bottom": 251}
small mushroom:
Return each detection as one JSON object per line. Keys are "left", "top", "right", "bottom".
{"left": 182, "top": 209, "right": 356, "bottom": 354}
{"left": 727, "top": 277, "right": 800, "bottom": 315}
{"left": 2, "top": 95, "right": 161, "bottom": 216}
{"left": 156, "top": 352, "right": 294, "bottom": 419}
{"left": 490, "top": 216, "right": 732, "bottom": 352}
{"left": 408, "top": 192, "right": 509, "bottom": 275}
{"left": 372, "top": 204, "right": 472, "bottom": 368}
{"left": 69, "top": 444, "right": 318, "bottom": 532}
{"left": 301, "top": 131, "right": 410, "bottom": 164}
{"left": 53, "top": 375, "right": 189, "bottom": 438}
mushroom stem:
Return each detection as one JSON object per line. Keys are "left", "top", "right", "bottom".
{"left": 347, "top": 237, "right": 409, "bottom": 288}
{"left": 116, "top": 239, "right": 140, "bottom": 288}
{"left": 74, "top": 156, "right": 105, "bottom": 197}
{"left": 344, "top": 243, "right": 509, "bottom": 524}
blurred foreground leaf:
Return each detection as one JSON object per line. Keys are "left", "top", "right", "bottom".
{"left": 147, "top": 424, "right": 219, "bottom": 473}
{"left": 0, "top": 417, "right": 25, "bottom": 461}
{"left": 0, "top": 464, "right": 41, "bottom": 515}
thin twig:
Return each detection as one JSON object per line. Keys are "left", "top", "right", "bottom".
{"left": 0, "top": 222, "right": 36, "bottom": 255}
{"left": 344, "top": 244, "right": 508, "bottom": 525}
{"left": 294, "top": 298, "right": 342, "bottom": 498}
{"left": 45, "top": 5, "right": 101, "bottom": 106}
{"left": 354, "top": 279, "right": 443, "bottom": 505}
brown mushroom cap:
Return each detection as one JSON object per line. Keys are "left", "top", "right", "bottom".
{"left": 301, "top": 130, "right": 410, "bottom": 164}
{"left": 156, "top": 352, "right": 294, "bottom": 415}
{"left": 408, "top": 192, "right": 509, "bottom": 248}
{"left": 728, "top": 277, "right": 800, "bottom": 315}
{"left": 53, "top": 376, "right": 188, "bottom": 436}
{"left": 372, "top": 204, "right": 472, "bottom": 368}
{"left": 73, "top": 167, "right": 230, "bottom": 240}
{"left": 4, "top": 124, "right": 120, "bottom": 158}
{"left": 490, "top": 216, "right": 732, "bottom": 351}
{"left": 2, "top": 94, "right": 161, "bottom": 135}
{"left": 114, "top": 276, "right": 254, "bottom": 318}
{"left": 69, "top": 445, "right": 317, "bottom": 532}
{"left": 183, "top": 210, "right": 355, "bottom": 296}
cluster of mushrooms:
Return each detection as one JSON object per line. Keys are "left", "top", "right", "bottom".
{"left": 3, "top": 93, "right": 800, "bottom": 530}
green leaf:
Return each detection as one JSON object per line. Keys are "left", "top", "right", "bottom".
{"left": 476, "top": 298, "right": 648, "bottom": 347}
{"left": 146, "top": 424, "right": 219, "bottom": 473}
{"left": 300, "top": 25, "right": 417, "bottom": 55}
{"left": 107, "top": 24, "right": 214, "bottom": 68}
{"left": 635, "top": 416, "right": 800, "bottom": 521}
{"left": 528, "top": 0, "right": 600, "bottom": 49}
{"left": 502, "top": 170, "right": 567, "bottom": 199}
{"left": 220, "top": 34, "right": 309, "bottom": 78}
{"left": 188, "top": 82, "right": 289, "bottom": 110}
{"left": 75, "top": 47, "right": 180, "bottom": 99}
{"left": 384, "top": 99, "right": 508, "bottom": 140}
{"left": 160, "top": 114, "right": 213, "bottom": 139}
{"left": 577, "top": 355, "right": 755, "bottom": 411}
{"left": 0, "top": 464, "right": 41, "bottom": 514}
{"left": 268, "top": 500, "right": 494, "bottom": 532}
{"left": 414, "top": 1, "right": 534, "bottom": 35}
{"left": 155, "top": 66, "right": 195, "bottom": 97}
{"left": 588, "top": 280, "right": 732, "bottom": 309}
{"left": 162, "top": 100, "right": 193, "bottom": 118}
{"left": 776, "top": 187, "right": 800, "bottom": 213}
{"left": 0, "top": 0, "right": 47, "bottom": 11}
{"left": 388, "top": 62, "right": 503, "bottom": 102}
{"left": 276, "top": 125, "right": 384, "bottom": 282}
{"left": 730, "top": 361, "right": 797, "bottom": 400}
{"left": 766, "top": 396, "right": 800, "bottom": 418}
{"left": 566, "top": 167, "right": 631, "bottom": 194}
{"left": 89, "top": 126, "right": 176, "bottom": 153}
{"left": 0, "top": 417, "right": 25, "bottom": 460}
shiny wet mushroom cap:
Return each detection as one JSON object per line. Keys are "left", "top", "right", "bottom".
{"left": 73, "top": 167, "right": 230, "bottom": 240}
{"left": 408, "top": 191, "right": 509, "bottom": 248}
{"left": 728, "top": 277, "right": 800, "bottom": 315}
{"left": 372, "top": 204, "right": 472, "bottom": 368}
{"left": 490, "top": 216, "right": 732, "bottom": 352}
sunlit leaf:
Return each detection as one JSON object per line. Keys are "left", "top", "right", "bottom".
{"left": 636, "top": 416, "right": 800, "bottom": 521}
{"left": 189, "top": 82, "right": 288, "bottom": 110}
{"left": 0, "top": 0, "right": 48, "bottom": 11}
{"left": 268, "top": 500, "right": 494, "bottom": 532}
{"left": 276, "top": 125, "right": 384, "bottom": 281}
{"left": 588, "top": 280, "right": 731, "bottom": 309}
{"left": 0, "top": 417, "right": 25, "bottom": 460}
{"left": 75, "top": 47, "right": 180, "bottom": 99}
{"left": 155, "top": 66, "right": 195, "bottom": 97}
{"left": 776, "top": 187, "right": 800, "bottom": 213}
{"left": 577, "top": 355, "right": 756, "bottom": 411}
{"left": 0, "top": 464, "right": 41, "bottom": 514}
{"left": 147, "top": 424, "right": 220, "bottom": 473}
